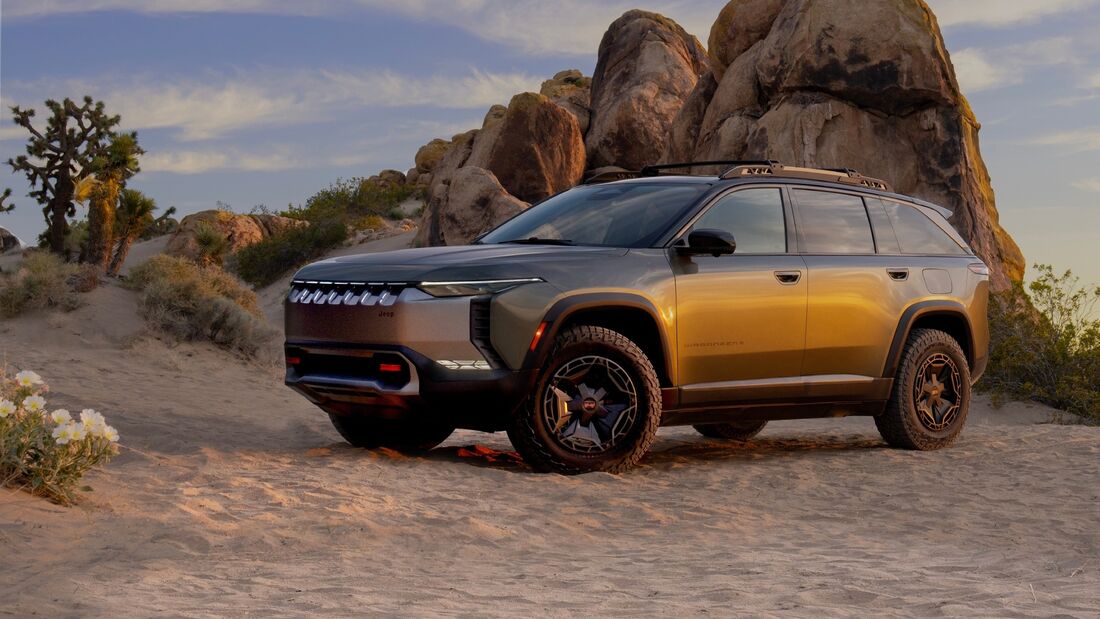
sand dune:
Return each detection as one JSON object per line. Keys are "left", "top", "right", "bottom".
{"left": 2, "top": 240, "right": 1098, "bottom": 616}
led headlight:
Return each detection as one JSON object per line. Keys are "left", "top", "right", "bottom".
{"left": 417, "top": 278, "right": 543, "bottom": 297}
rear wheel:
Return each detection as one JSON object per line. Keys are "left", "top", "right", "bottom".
{"left": 507, "top": 325, "right": 661, "bottom": 474}
{"left": 328, "top": 413, "right": 454, "bottom": 452}
{"left": 694, "top": 420, "right": 767, "bottom": 441}
{"left": 875, "top": 328, "right": 971, "bottom": 450}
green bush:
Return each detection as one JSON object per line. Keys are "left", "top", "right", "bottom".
{"left": 193, "top": 222, "right": 229, "bottom": 266}
{"left": 983, "top": 264, "right": 1100, "bottom": 422}
{"left": 127, "top": 255, "right": 273, "bottom": 354}
{"left": 1, "top": 367, "right": 119, "bottom": 505}
{"left": 282, "top": 177, "right": 421, "bottom": 224}
{"left": 233, "top": 220, "right": 348, "bottom": 287}
{"left": 0, "top": 251, "right": 84, "bottom": 317}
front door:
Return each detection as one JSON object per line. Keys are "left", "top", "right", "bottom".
{"left": 672, "top": 186, "right": 807, "bottom": 386}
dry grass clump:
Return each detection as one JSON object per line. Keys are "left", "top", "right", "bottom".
{"left": 127, "top": 255, "right": 273, "bottom": 354}
{"left": 0, "top": 251, "right": 85, "bottom": 317}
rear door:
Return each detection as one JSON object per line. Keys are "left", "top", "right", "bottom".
{"left": 672, "top": 186, "right": 807, "bottom": 386}
{"left": 791, "top": 188, "right": 913, "bottom": 378}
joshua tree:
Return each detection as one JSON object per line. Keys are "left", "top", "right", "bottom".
{"left": 108, "top": 189, "right": 170, "bottom": 276}
{"left": 77, "top": 133, "right": 144, "bottom": 267}
{"left": 4, "top": 97, "right": 120, "bottom": 253}
{"left": 0, "top": 188, "right": 12, "bottom": 213}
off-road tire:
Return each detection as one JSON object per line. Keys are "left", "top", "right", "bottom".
{"left": 507, "top": 325, "right": 662, "bottom": 474}
{"left": 694, "top": 420, "right": 768, "bottom": 441}
{"left": 875, "top": 328, "right": 971, "bottom": 450}
{"left": 328, "top": 413, "right": 454, "bottom": 452}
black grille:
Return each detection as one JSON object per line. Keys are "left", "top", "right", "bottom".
{"left": 470, "top": 297, "right": 505, "bottom": 369}
{"left": 288, "top": 281, "right": 410, "bottom": 306}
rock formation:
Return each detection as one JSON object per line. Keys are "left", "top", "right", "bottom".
{"left": 416, "top": 167, "right": 528, "bottom": 246}
{"left": 585, "top": 10, "right": 709, "bottom": 170}
{"left": 665, "top": 0, "right": 1023, "bottom": 288}
{"left": 540, "top": 70, "right": 592, "bottom": 134}
{"left": 166, "top": 210, "right": 306, "bottom": 263}
{"left": 0, "top": 226, "right": 22, "bottom": 254}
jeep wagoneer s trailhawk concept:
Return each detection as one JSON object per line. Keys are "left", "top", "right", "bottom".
{"left": 285, "top": 161, "right": 989, "bottom": 474}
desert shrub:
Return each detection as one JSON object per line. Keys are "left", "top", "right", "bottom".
{"left": 282, "top": 177, "right": 422, "bottom": 224}
{"left": 983, "top": 264, "right": 1100, "bottom": 422}
{"left": 0, "top": 368, "right": 119, "bottom": 504}
{"left": 127, "top": 255, "right": 273, "bottom": 353}
{"left": 193, "top": 222, "right": 229, "bottom": 266}
{"left": 233, "top": 219, "right": 348, "bottom": 287}
{"left": 0, "top": 251, "right": 84, "bottom": 317}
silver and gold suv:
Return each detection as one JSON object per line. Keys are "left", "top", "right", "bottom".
{"left": 285, "top": 161, "right": 989, "bottom": 474}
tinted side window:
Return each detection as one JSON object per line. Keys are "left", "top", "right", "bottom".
{"left": 793, "top": 189, "right": 875, "bottom": 254}
{"left": 865, "top": 198, "right": 901, "bottom": 254}
{"left": 691, "top": 188, "right": 786, "bottom": 254}
{"left": 882, "top": 201, "right": 966, "bottom": 255}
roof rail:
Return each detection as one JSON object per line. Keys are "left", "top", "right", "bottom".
{"left": 583, "top": 169, "right": 640, "bottom": 185}
{"left": 721, "top": 163, "right": 892, "bottom": 192}
{"left": 639, "top": 160, "right": 779, "bottom": 177}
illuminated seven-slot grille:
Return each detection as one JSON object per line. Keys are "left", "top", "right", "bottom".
{"left": 288, "top": 281, "right": 410, "bottom": 306}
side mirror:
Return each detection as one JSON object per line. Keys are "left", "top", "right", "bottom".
{"left": 677, "top": 228, "right": 736, "bottom": 257}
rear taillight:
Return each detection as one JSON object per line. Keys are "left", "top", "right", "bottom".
{"left": 968, "top": 263, "right": 989, "bottom": 276}
{"left": 378, "top": 363, "right": 403, "bottom": 373}
{"left": 285, "top": 356, "right": 301, "bottom": 366}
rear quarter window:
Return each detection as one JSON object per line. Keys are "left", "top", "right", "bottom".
{"left": 879, "top": 200, "right": 967, "bottom": 255}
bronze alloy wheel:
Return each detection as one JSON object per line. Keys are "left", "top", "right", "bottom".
{"left": 913, "top": 352, "right": 962, "bottom": 432}
{"left": 541, "top": 355, "right": 639, "bottom": 455}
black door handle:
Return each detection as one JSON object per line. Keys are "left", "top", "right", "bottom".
{"left": 887, "top": 268, "right": 909, "bottom": 281}
{"left": 774, "top": 270, "right": 802, "bottom": 284}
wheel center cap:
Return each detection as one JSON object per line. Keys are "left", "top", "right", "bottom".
{"left": 582, "top": 398, "right": 598, "bottom": 413}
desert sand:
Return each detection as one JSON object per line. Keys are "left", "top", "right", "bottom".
{"left": 2, "top": 236, "right": 1098, "bottom": 617}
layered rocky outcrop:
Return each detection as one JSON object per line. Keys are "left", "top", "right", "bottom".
{"left": 585, "top": 10, "right": 709, "bottom": 171}
{"left": 166, "top": 211, "right": 307, "bottom": 263}
{"left": 665, "top": 0, "right": 1023, "bottom": 288}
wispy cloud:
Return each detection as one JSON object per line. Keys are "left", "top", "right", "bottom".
{"left": 1, "top": 69, "right": 540, "bottom": 141}
{"left": 1072, "top": 178, "right": 1100, "bottom": 192}
{"left": 951, "top": 49, "right": 1021, "bottom": 93}
{"left": 2, "top": 0, "right": 724, "bottom": 55}
{"left": 951, "top": 37, "right": 1086, "bottom": 94}
{"left": 1032, "top": 129, "right": 1100, "bottom": 152}
{"left": 927, "top": 0, "right": 1100, "bottom": 27}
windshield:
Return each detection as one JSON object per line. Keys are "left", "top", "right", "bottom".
{"left": 479, "top": 183, "right": 710, "bottom": 248}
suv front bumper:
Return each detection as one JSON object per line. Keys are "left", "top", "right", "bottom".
{"left": 284, "top": 343, "right": 535, "bottom": 432}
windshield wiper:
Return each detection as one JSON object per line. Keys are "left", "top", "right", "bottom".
{"left": 499, "top": 237, "right": 576, "bottom": 246}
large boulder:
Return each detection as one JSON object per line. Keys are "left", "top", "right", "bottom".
{"left": 414, "top": 139, "right": 451, "bottom": 174}
{"left": 0, "top": 226, "right": 22, "bottom": 254}
{"left": 466, "top": 92, "right": 585, "bottom": 203}
{"left": 667, "top": 0, "right": 1024, "bottom": 289}
{"left": 540, "top": 69, "right": 593, "bottom": 135}
{"left": 415, "top": 167, "right": 528, "bottom": 247}
{"left": 166, "top": 210, "right": 307, "bottom": 262}
{"left": 585, "top": 10, "right": 709, "bottom": 170}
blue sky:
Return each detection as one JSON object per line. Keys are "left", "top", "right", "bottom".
{"left": 2, "top": 0, "right": 1099, "bottom": 285}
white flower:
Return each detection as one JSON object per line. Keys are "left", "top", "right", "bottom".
{"left": 50, "top": 409, "right": 73, "bottom": 425}
{"left": 0, "top": 399, "right": 15, "bottom": 418}
{"left": 101, "top": 425, "right": 119, "bottom": 443}
{"left": 80, "top": 409, "right": 106, "bottom": 432}
{"left": 14, "top": 370, "right": 43, "bottom": 387}
{"left": 52, "top": 422, "right": 83, "bottom": 445}
{"left": 22, "top": 395, "right": 46, "bottom": 413}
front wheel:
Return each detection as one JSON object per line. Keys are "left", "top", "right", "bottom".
{"left": 875, "top": 328, "right": 971, "bottom": 450}
{"left": 328, "top": 412, "right": 454, "bottom": 452}
{"left": 507, "top": 325, "right": 662, "bottom": 474}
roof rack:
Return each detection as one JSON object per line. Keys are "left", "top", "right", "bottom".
{"left": 584, "top": 169, "right": 640, "bottom": 185}
{"left": 721, "top": 163, "right": 892, "bottom": 192}
{"left": 639, "top": 160, "right": 779, "bottom": 178}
